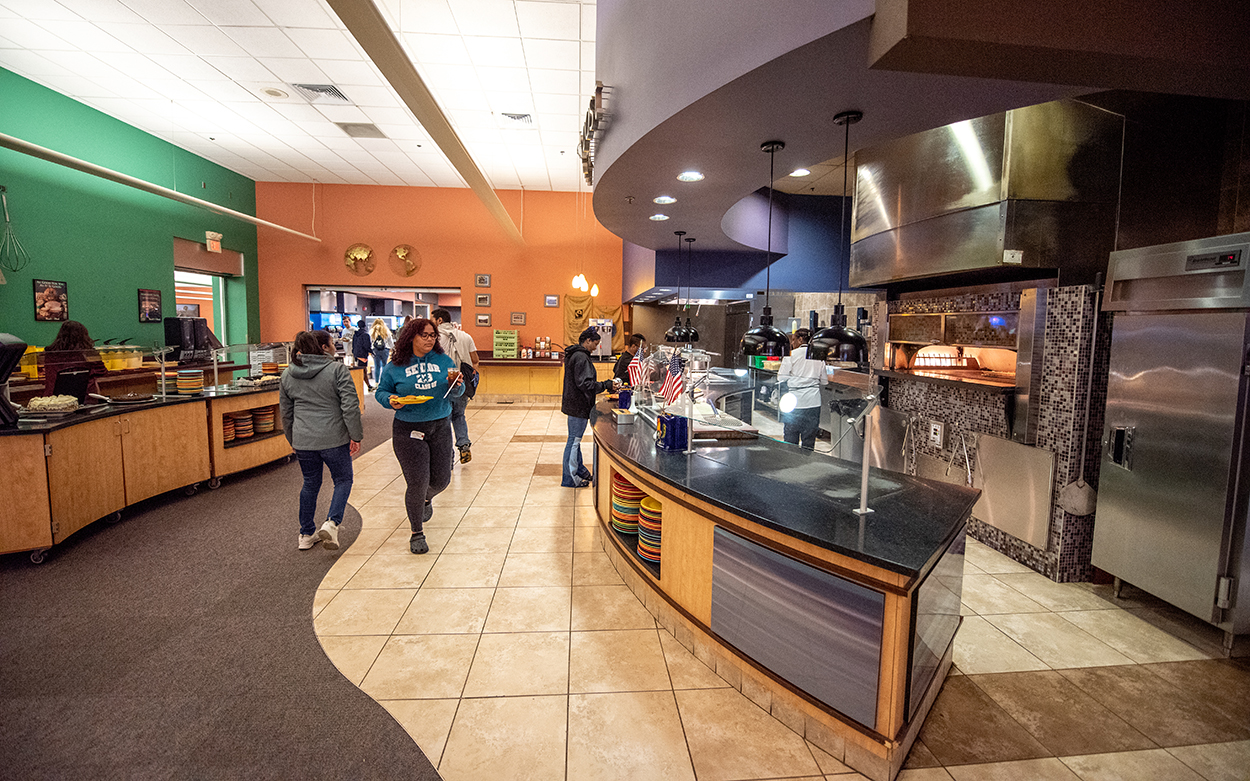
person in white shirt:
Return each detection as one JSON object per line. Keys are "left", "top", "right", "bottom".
{"left": 777, "top": 328, "right": 827, "bottom": 449}
{"left": 432, "top": 308, "right": 481, "bottom": 464}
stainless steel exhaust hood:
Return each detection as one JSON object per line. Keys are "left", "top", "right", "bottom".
{"left": 849, "top": 100, "right": 1123, "bottom": 288}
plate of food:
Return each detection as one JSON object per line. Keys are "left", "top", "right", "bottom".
{"left": 394, "top": 395, "right": 434, "bottom": 405}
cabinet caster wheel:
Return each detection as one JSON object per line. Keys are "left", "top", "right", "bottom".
{"left": 183, "top": 484, "right": 199, "bottom": 496}
{"left": 30, "top": 549, "right": 48, "bottom": 564}
{"left": 208, "top": 477, "right": 222, "bottom": 490}
{"left": 105, "top": 511, "right": 122, "bottom": 524}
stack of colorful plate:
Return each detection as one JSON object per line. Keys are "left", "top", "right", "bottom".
{"left": 231, "top": 411, "right": 254, "bottom": 439}
{"left": 261, "top": 362, "right": 279, "bottom": 375}
{"left": 253, "top": 406, "right": 276, "bottom": 434}
{"left": 222, "top": 415, "right": 236, "bottom": 443}
{"left": 637, "top": 497, "right": 663, "bottom": 563}
{"left": 610, "top": 472, "right": 645, "bottom": 535}
{"left": 177, "top": 370, "right": 204, "bottom": 395}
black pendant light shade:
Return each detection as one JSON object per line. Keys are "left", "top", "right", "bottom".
{"left": 740, "top": 140, "right": 790, "bottom": 359}
{"left": 684, "top": 317, "right": 699, "bottom": 343}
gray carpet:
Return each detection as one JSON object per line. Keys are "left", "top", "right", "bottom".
{"left": 0, "top": 401, "right": 441, "bottom": 780}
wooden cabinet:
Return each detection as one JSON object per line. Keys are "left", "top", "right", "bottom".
{"left": 119, "top": 401, "right": 211, "bottom": 504}
{"left": 0, "top": 435, "right": 53, "bottom": 555}
{"left": 208, "top": 391, "right": 292, "bottom": 480}
{"left": 349, "top": 367, "right": 366, "bottom": 411}
{"left": 47, "top": 416, "right": 126, "bottom": 545}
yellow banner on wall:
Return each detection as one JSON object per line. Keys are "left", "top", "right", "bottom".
{"left": 563, "top": 295, "right": 623, "bottom": 353}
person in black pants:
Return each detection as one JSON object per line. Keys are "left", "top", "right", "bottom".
{"left": 561, "top": 328, "right": 620, "bottom": 487}
{"left": 374, "top": 318, "right": 464, "bottom": 553}
{"left": 350, "top": 318, "right": 370, "bottom": 369}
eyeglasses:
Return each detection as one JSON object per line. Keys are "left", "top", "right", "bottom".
{"left": 416, "top": 331, "right": 438, "bottom": 339}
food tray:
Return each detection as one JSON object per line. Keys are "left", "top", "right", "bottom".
{"left": 18, "top": 407, "right": 80, "bottom": 420}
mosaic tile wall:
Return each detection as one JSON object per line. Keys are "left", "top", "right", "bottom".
{"left": 879, "top": 285, "right": 1110, "bottom": 582}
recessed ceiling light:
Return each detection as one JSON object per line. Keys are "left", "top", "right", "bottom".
{"left": 789, "top": 168, "right": 811, "bottom": 177}
{"left": 649, "top": 214, "right": 669, "bottom": 221}
{"left": 677, "top": 171, "right": 704, "bottom": 182}
{"left": 653, "top": 195, "right": 676, "bottom": 204}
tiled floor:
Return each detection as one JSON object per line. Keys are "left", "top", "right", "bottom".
{"left": 313, "top": 403, "right": 1250, "bottom": 781}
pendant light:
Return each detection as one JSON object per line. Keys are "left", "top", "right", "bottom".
{"left": 809, "top": 111, "right": 869, "bottom": 368}
{"left": 740, "top": 140, "right": 792, "bottom": 358}
{"left": 683, "top": 236, "right": 700, "bottom": 343}
{"left": 665, "top": 231, "right": 687, "bottom": 342}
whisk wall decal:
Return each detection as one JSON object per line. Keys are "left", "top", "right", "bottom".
{"left": 0, "top": 185, "right": 32, "bottom": 283}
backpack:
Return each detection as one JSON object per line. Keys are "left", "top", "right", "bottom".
{"left": 372, "top": 335, "right": 386, "bottom": 351}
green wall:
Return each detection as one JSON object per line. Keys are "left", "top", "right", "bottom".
{"left": 0, "top": 68, "right": 260, "bottom": 350}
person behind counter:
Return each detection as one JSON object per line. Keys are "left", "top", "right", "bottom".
{"left": 562, "top": 328, "right": 621, "bottom": 487}
{"left": 280, "top": 330, "right": 363, "bottom": 552}
{"left": 375, "top": 318, "right": 464, "bottom": 555}
{"left": 777, "top": 328, "right": 827, "bottom": 449}
{"left": 43, "top": 320, "right": 106, "bottom": 398}
{"left": 613, "top": 333, "right": 646, "bottom": 384}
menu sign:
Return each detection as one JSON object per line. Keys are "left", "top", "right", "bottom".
{"left": 33, "top": 279, "right": 68, "bottom": 321}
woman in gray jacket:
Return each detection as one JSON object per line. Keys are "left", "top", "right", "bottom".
{"left": 279, "top": 330, "right": 364, "bottom": 551}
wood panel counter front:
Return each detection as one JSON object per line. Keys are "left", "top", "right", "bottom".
{"left": 476, "top": 356, "right": 615, "bottom": 397}
{"left": 589, "top": 404, "right": 978, "bottom": 781}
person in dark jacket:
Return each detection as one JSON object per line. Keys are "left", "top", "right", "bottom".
{"left": 561, "top": 328, "right": 620, "bottom": 487}
{"left": 350, "top": 318, "right": 370, "bottom": 369}
{"left": 279, "top": 330, "right": 364, "bottom": 551}
{"left": 613, "top": 333, "right": 646, "bottom": 383}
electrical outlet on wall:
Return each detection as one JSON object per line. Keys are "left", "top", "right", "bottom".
{"left": 928, "top": 420, "right": 945, "bottom": 448}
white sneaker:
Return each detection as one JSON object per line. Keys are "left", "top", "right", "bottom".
{"left": 298, "top": 533, "right": 319, "bottom": 550}
{"left": 317, "top": 520, "right": 340, "bottom": 550}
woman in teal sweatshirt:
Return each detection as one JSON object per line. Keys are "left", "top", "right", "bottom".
{"left": 375, "top": 318, "right": 464, "bottom": 553}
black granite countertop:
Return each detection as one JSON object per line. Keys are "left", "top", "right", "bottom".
{"left": 2, "top": 385, "right": 281, "bottom": 436}
{"left": 592, "top": 403, "right": 979, "bottom": 583}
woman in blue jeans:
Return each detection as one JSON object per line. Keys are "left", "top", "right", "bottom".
{"left": 279, "top": 330, "right": 364, "bottom": 551}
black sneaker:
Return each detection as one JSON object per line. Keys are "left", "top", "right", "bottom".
{"left": 410, "top": 533, "right": 429, "bottom": 554}
{"left": 459, "top": 446, "right": 472, "bottom": 464}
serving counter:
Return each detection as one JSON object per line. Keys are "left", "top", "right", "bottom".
{"left": 476, "top": 356, "right": 615, "bottom": 397}
{"left": 1, "top": 385, "right": 294, "bottom": 563}
{"left": 590, "top": 403, "right": 978, "bottom": 781}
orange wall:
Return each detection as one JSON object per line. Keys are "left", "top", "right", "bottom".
{"left": 254, "top": 184, "right": 621, "bottom": 349}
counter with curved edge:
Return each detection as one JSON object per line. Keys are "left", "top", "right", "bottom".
{"left": 0, "top": 386, "right": 293, "bottom": 563}
{"left": 589, "top": 403, "right": 979, "bottom": 781}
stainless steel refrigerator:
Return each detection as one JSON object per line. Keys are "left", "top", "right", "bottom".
{"left": 1095, "top": 231, "right": 1250, "bottom": 654}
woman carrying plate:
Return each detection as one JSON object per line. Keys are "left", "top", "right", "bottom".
{"left": 375, "top": 318, "right": 463, "bottom": 554}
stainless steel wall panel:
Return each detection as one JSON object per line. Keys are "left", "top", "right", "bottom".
{"left": 972, "top": 433, "right": 1054, "bottom": 549}
{"left": 1104, "top": 232, "right": 1250, "bottom": 312}
{"left": 909, "top": 531, "right": 965, "bottom": 719}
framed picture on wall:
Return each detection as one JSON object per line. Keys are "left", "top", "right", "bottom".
{"left": 138, "top": 289, "right": 162, "bottom": 322}
{"left": 475, "top": 274, "right": 491, "bottom": 287}
{"left": 33, "top": 279, "right": 68, "bottom": 322}
{"left": 544, "top": 295, "right": 559, "bottom": 307}
{"left": 511, "top": 312, "right": 526, "bottom": 326}
{"left": 476, "top": 313, "right": 492, "bottom": 328}
{"left": 475, "top": 293, "right": 491, "bottom": 307}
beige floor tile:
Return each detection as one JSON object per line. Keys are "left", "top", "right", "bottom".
{"left": 364, "top": 484, "right": 410, "bottom": 507}
{"left": 960, "top": 574, "right": 1050, "bottom": 615}
{"left": 576, "top": 490, "right": 595, "bottom": 506}
{"left": 573, "top": 551, "right": 624, "bottom": 585}
{"left": 945, "top": 758, "right": 1079, "bottom": 780}
{"left": 567, "top": 691, "right": 696, "bottom": 781}
{"left": 517, "top": 505, "right": 576, "bottom": 527}
{"left": 985, "top": 613, "right": 1135, "bottom": 668}
{"left": 952, "top": 616, "right": 1048, "bottom": 674}
{"left": 342, "top": 553, "right": 436, "bottom": 589}
{"left": 312, "top": 587, "right": 336, "bottom": 618}
{"left": 359, "top": 634, "right": 479, "bottom": 699}
{"left": 498, "top": 552, "right": 574, "bottom": 587}
{"left": 355, "top": 503, "right": 410, "bottom": 529}
{"left": 1166, "top": 740, "right": 1250, "bottom": 781}
{"left": 350, "top": 473, "right": 402, "bottom": 491}
{"left": 898, "top": 770, "right": 955, "bottom": 781}
{"left": 570, "top": 629, "right": 671, "bottom": 693}
{"left": 571, "top": 585, "right": 656, "bottom": 631}
{"left": 963, "top": 543, "right": 1034, "bottom": 574}
{"left": 439, "top": 695, "right": 568, "bottom": 781}
{"left": 1058, "top": 609, "right": 1211, "bottom": 664}
{"left": 574, "top": 525, "right": 604, "bottom": 552}
{"left": 575, "top": 504, "right": 601, "bottom": 525}
{"left": 658, "top": 629, "right": 728, "bottom": 690}
{"left": 341, "top": 528, "right": 392, "bottom": 556}
{"left": 510, "top": 526, "right": 576, "bottom": 553}
{"left": 524, "top": 486, "right": 580, "bottom": 506}
{"left": 483, "top": 586, "right": 572, "bottom": 632}
{"left": 472, "top": 485, "right": 527, "bottom": 506}
{"left": 314, "top": 588, "right": 416, "bottom": 635}
{"left": 676, "top": 687, "right": 822, "bottom": 781}
{"left": 462, "top": 632, "right": 570, "bottom": 696}
{"left": 355, "top": 459, "right": 402, "bottom": 477}
{"left": 423, "top": 552, "right": 508, "bottom": 588}
{"left": 318, "top": 555, "right": 366, "bottom": 590}
{"left": 380, "top": 525, "right": 454, "bottom": 555}
{"left": 346, "top": 486, "right": 383, "bottom": 506}
{"left": 443, "top": 526, "right": 516, "bottom": 555}
{"left": 319, "top": 634, "right": 388, "bottom": 685}
{"left": 457, "top": 506, "right": 520, "bottom": 527}
{"left": 380, "top": 698, "right": 459, "bottom": 768}
{"left": 807, "top": 740, "right": 852, "bottom": 774}
{"left": 424, "top": 505, "right": 468, "bottom": 527}
{"left": 435, "top": 488, "right": 483, "bottom": 506}
{"left": 394, "top": 587, "right": 496, "bottom": 634}
{"left": 993, "top": 571, "right": 1121, "bottom": 612}
{"left": 1059, "top": 748, "right": 1205, "bottom": 780}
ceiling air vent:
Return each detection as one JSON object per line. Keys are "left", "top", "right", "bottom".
{"left": 501, "top": 112, "right": 533, "bottom": 126}
{"left": 336, "top": 123, "right": 388, "bottom": 139}
{"left": 291, "top": 83, "right": 353, "bottom": 104}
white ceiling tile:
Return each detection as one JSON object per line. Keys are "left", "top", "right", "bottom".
{"left": 146, "top": 78, "right": 209, "bottom": 101}
{"left": 315, "top": 103, "right": 370, "bottom": 123}
{"left": 399, "top": 171, "right": 437, "bottom": 187}
{"left": 159, "top": 25, "right": 249, "bottom": 57}
{"left": 516, "top": 1, "right": 580, "bottom": 41}
{"left": 580, "top": 3, "right": 595, "bottom": 41}
{"left": 419, "top": 61, "right": 480, "bottom": 92}
{"left": 448, "top": 108, "right": 495, "bottom": 129}
{"left": 3, "top": 0, "right": 81, "bottom": 21}
{"left": 539, "top": 128, "right": 579, "bottom": 147}
{"left": 464, "top": 36, "right": 524, "bottom": 69}
{"left": 41, "top": 73, "right": 117, "bottom": 98}
{"left": 580, "top": 41, "right": 593, "bottom": 70}
{"left": 285, "top": 28, "right": 361, "bottom": 60}
{"left": 428, "top": 88, "right": 484, "bottom": 111}
{"left": 396, "top": 0, "right": 457, "bottom": 34}
{"left": 90, "top": 51, "right": 176, "bottom": 81}
{"left": 474, "top": 65, "right": 529, "bottom": 92}
{"left": 0, "top": 49, "right": 73, "bottom": 77}
{"left": 144, "top": 54, "right": 224, "bottom": 80}
{"left": 47, "top": 21, "right": 133, "bottom": 53}
{"left": 339, "top": 84, "right": 400, "bottom": 107}
{"left": 523, "top": 37, "right": 578, "bottom": 70}
{"left": 289, "top": 118, "right": 339, "bottom": 137}
{"left": 315, "top": 59, "right": 382, "bottom": 87}
{"left": 201, "top": 55, "right": 278, "bottom": 82}
{"left": 98, "top": 24, "right": 186, "bottom": 56}
{"left": 255, "top": 56, "right": 327, "bottom": 83}
{"left": 187, "top": 79, "right": 259, "bottom": 102}
{"left": 313, "top": 135, "right": 361, "bottom": 151}
{"left": 220, "top": 26, "right": 304, "bottom": 58}
{"left": 376, "top": 123, "right": 429, "bottom": 142}
{"left": 456, "top": 126, "right": 504, "bottom": 145}
{"left": 449, "top": 0, "right": 518, "bottom": 37}
{"left": 268, "top": 100, "right": 326, "bottom": 121}
{"left": 183, "top": 0, "right": 271, "bottom": 26}
{"left": 403, "top": 32, "right": 470, "bottom": 64}
{"left": 527, "top": 67, "right": 579, "bottom": 95}
{"left": 485, "top": 91, "right": 532, "bottom": 114}
{"left": 5, "top": 19, "right": 75, "bottom": 50}
{"left": 252, "top": 0, "right": 338, "bottom": 28}
{"left": 114, "top": 0, "right": 207, "bottom": 24}
{"left": 361, "top": 105, "right": 415, "bottom": 126}
{"left": 533, "top": 92, "right": 579, "bottom": 115}
{"left": 221, "top": 99, "right": 283, "bottom": 121}
{"left": 579, "top": 70, "right": 595, "bottom": 94}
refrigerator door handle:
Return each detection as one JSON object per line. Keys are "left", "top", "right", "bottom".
{"left": 1108, "top": 425, "right": 1135, "bottom": 470}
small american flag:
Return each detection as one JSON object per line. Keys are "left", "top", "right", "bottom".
{"left": 660, "top": 354, "right": 684, "bottom": 404}
{"left": 627, "top": 352, "right": 643, "bottom": 386}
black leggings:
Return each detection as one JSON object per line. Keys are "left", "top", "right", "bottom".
{"left": 392, "top": 416, "right": 453, "bottom": 533}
